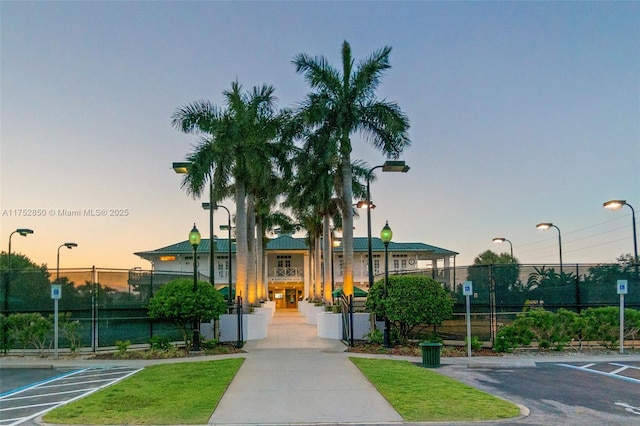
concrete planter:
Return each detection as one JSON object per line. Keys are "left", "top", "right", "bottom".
{"left": 317, "top": 312, "right": 342, "bottom": 339}
{"left": 254, "top": 307, "right": 273, "bottom": 324}
{"left": 306, "top": 305, "right": 325, "bottom": 325}
{"left": 217, "top": 313, "right": 267, "bottom": 342}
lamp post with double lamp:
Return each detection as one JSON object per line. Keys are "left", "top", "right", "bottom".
{"left": 603, "top": 200, "right": 638, "bottom": 284}
{"left": 55, "top": 242, "right": 77, "bottom": 359}
{"left": 189, "top": 224, "right": 202, "bottom": 352}
{"left": 492, "top": 237, "right": 513, "bottom": 260}
{"left": 380, "top": 221, "right": 393, "bottom": 348}
{"left": 536, "top": 223, "right": 563, "bottom": 276}
{"left": 174, "top": 162, "right": 215, "bottom": 286}
{"left": 363, "top": 161, "right": 410, "bottom": 292}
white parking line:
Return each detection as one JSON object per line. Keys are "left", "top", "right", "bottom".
{"left": 0, "top": 366, "right": 142, "bottom": 426}
{"left": 558, "top": 362, "right": 640, "bottom": 385}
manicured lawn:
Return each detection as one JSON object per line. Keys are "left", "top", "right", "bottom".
{"left": 350, "top": 357, "right": 521, "bottom": 422}
{"left": 43, "top": 358, "right": 244, "bottom": 425}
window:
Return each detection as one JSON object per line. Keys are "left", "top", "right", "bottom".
{"left": 277, "top": 255, "right": 291, "bottom": 268}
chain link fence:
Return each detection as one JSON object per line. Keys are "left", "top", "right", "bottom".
{"left": 2, "top": 263, "right": 638, "bottom": 349}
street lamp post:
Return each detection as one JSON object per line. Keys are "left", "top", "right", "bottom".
{"left": 4, "top": 228, "right": 33, "bottom": 352}
{"left": 380, "top": 221, "right": 393, "bottom": 348}
{"left": 363, "top": 161, "right": 410, "bottom": 292}
{"left": 55, "top": 242, "right": 77, "bottom": 359}
{"left": 492, "top": 237, "right": 513, "bottom": 260}
{"left": 212, "top": 203, "right": 233, "bottom": 309}
{"left": 536, "top": 223, "right": 563, "bottom": 276}
{"left": 189, "top": 224, "right": 202, "bottom": 352}
{"left": 174, "top": 162, "right": 215, "bottom": 286}
{"left": 603, "top": 200, "right": 638, "bottom": 285}
{"left": 56, "top": 243, "right": 78, "bottom": 282}
{"left": 8, "top": 228, "right": 34, "bottom": 271}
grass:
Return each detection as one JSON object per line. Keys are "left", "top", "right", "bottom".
{"left": 350, "top": 357, "right": 521, "bottom": 422}
{"left": 42, "top": 358, "right": 244, "bottom": 425}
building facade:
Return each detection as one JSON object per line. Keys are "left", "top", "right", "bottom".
{"left": 134, "top": 234, "right": 457, "bottom": 309}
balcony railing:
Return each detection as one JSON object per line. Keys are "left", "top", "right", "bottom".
{"left": 270, "top": 267, "right": 303, "bottom": 280}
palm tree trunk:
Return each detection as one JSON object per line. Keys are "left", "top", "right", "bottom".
{"left": 314, "top": 234, "right": 322, "bottom": 300}
{"left": 247, "top": 194, "right": 257, "bottom": 305}
{"left": 322, "top": 214, "right": 332, "bottom": 303}
{"left": 256, "top": 218, "right": 265, "bottom": 300}
{"left": 341, "top": 155, "right": 354, "bottom": 297}
{"left": 235, "top": 180, "right": 248, "bottom": 310}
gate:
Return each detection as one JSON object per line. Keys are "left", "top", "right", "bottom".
{"left": 340, "top": 294, "right": 354, "bottom": 347}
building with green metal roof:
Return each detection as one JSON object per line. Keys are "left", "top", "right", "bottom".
{"left": 134, "top": 234, "right": 457, "bottom": 309}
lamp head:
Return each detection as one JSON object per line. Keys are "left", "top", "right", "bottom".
{"left": 492, "top": 237, "right": 506, "bottom": 244}
{"left": 380, "top": 221, "right": 393, "bottom": 244}
{"left": 189, "top": 223, "right": 201, "bottom": 248}
{"left": 356, "top": 200, "right": 376, "bottom": 209}
{"left": 17, "top": 228, "right": 34, "bottom": 236}
{"left": 382, "top": 160, "right": 410, "bottom": 173}
{"left": 172, "top": 162, "right": 190, "bottom": 174}
{"left": 536, "top": 223, "right": 553, "bottom": 231}
{"left": 603, "top": 200, "right": 626, "bottom": 210}
{"left": 202, "top": 202, "right": 211, "bottom": 210}
{"left": 64, "top": 242, "right": 78, "bottom": 249}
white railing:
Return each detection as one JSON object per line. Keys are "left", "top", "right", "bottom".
{"left": 270, "top": 267, "right": 303, "bottom": 279}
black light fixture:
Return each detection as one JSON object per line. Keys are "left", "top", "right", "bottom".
{"left": 56, "top": 242, "right": 78, "bottom": 281}
{"left": 536, "top": 223, "right": 563, "bottom": 276}
{"left": 380, "top": 221, "right": 393, "bottom": 348}
{"left": 492, "top": 237, "right": 513, "bottom": 260}
{"left": 365, "top": 161, "right": 409, "bottom": 292}
{"left": 604, "top": 200, "right": 638, "bottom": 284}
{"left": 189, "top": 223, "right": 202, "bottom": 352}
{"left": 5, "top": 228, "right": 34, "bottom": 352}
{"left": 213, "top": 203, "right": 233, "bottom": 309}
{"left": 8, "top": 228, "right": 34, "bottom": 270}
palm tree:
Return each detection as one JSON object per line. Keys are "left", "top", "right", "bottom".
{"left": 292, "top": 40, "right": 411, "bottom": 296}
{"left": 172, "top": 81, "right": 280, "bottom": 307}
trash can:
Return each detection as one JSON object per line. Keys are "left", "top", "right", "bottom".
{"left": 419, "top": 342, "right": 442, "bottom": 368}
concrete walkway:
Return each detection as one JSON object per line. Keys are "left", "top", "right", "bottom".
{"left": 208, "top": 309, "right": 404, "bottom": 425}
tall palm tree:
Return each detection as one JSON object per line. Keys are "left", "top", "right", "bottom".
{"left": 292, "top": 40, "right": 411, "bottom": 296}
{"left": 172, "top": 81, "right": 280, "bottom": 307}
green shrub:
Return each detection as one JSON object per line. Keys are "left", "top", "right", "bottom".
{"left": 366, "top": 275, "right": 453, "bottom": 345}
{"left": 57, "top": 312, "right": 83, "bottom": 353}
{"left": 465, "top": 336, "right": 482, "bottom": 352}
{"left": 7, "top": 313, "right": 52, "bottom": 356}
{"left": 148, "top": 336, "right": 172, "bottom": 351}
{"left": 364, "top": 329, "right": 384, "bottom": 345}
{"left": 115, "top": 340, "right": 131, "bottom": 354}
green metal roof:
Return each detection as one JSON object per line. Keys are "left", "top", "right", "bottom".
{"left": 351, "top": 237, "right": 458, "bottom": 255}
{"left": 134, "top": 239, "right": 235, "bottom": 257}
{"left": 135, "top": 235, "right": 457, "bottom": 257}
{"left": 265, "top": 234, "right": 308, "bottom": 251}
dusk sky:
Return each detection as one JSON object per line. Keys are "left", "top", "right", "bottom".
{"left": 1, "top": 1, "right": 638, "bottom": 271}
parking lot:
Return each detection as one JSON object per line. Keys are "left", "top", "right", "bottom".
{"left": 439, "top": 360, "right": 640, "bottom": 425}
{"left": 0, "top": 366, "right": 142, "bottom": 426}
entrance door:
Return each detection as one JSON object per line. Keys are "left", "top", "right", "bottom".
{"left": 285, "top": 289, "right": 297, "bottom": 309}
